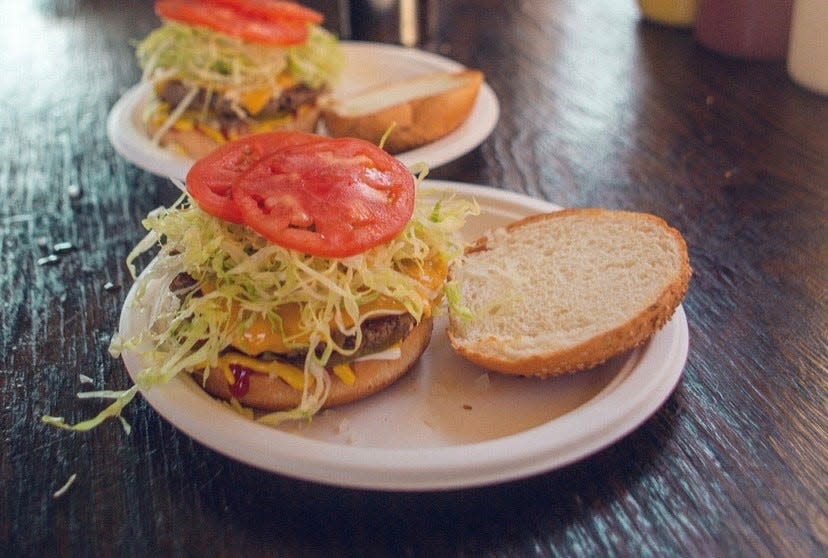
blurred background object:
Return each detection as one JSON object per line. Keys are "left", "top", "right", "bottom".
{"left": 694, "top": 0, "right": 793, "bottom": 60}
{"left": 787, "top": 0, "right": 828, "bottom": 95}
{"left": 345, "top": 0, "right": 438, "bottom": 46}
{"left": 637, "top": 0, "right": 697, "bottom": 27}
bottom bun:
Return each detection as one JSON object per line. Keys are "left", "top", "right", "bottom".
{"left": 144, "top": 105, "right": 321, "bottom": 160}
{"left": 196, "top": 316, "right": 433, "bottom": 411}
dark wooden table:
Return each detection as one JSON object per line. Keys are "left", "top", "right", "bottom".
{"left": 3, "top": 1, "right": 826, "bottom": 556}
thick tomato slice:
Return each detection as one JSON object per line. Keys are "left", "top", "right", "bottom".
{"left": 155, "top": 0, "right": 310, "bottom": 45}
{"left": 186, "top": 131, "right": 323, "bottom": 224}
{"left": 231, "top": 138, "right": 415, "bottom": 258}
{"left": 207, "top": 0, "right": 323, "bottom": 24}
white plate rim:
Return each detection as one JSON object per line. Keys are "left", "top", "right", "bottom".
{"left": 120, "top": 180, "right": 688, "bottom": 491}
{"left": 106, "top": 41, "right": 500, "bottom": 180}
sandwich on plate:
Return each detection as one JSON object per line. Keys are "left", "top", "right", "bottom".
{"left": 135, "top": 0, "right": 343, "bottom": 159}
{"left": 46, "top": 131, "right": 475, "bottom": 429}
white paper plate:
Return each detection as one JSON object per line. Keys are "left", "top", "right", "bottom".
{"left": 119, "top": 181, "right": 688, "bottom": 491}
{"left": 107, "top": 42, "right": 499, "bottom": 180}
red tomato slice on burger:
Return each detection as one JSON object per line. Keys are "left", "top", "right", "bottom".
{"left": 207, "top": 0, "right": 323, "bottom": 24}
{"left": 155, "top": 0, "right": 310, "bottom": 45}
{"left": 186, "top": 131, "right": 323, "bottom": 224}
{"left": 231, "top": 138, "right": 415, "bottom": 258}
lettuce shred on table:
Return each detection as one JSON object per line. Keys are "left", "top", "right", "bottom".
{"left": 43, "top": 186, "right": 477, "bottom": 431}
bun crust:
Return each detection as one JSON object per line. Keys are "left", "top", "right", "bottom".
{"left": 447, "top": 209, "right": 691, "bottom": 377}
{"left": 322, "top": 70, "right": 483, "bottom": 154}
{"left": 197, "top": 316, "right": 433, "bottom": 410}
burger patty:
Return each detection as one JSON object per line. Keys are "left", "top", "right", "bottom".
{"left": 169, "top": 271, "right": 198, "bottom": 295}
{"left": 157, "top": 80, "right": 322, "bottom": 122}
{"left": 324, "top": 313, "right": 416, "bottom": 367}
{"left": 241, "top": 312, "right": 415, "bottom": 369}
{"left": 169, "top": 273, "right": 416, "bottom": 367}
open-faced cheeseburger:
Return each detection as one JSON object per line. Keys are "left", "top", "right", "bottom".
{"left": 110, "top": 132, "right": 475, "bottom": 424}
{"left": 135, "top": 0, "right": 343, "bottom": 159}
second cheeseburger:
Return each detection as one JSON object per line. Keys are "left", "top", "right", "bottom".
{"left": 115, "top": 131, "right": 474, "bottom": 424}
{"left": 135, "top": 0, "right": 343, "bottom": 159}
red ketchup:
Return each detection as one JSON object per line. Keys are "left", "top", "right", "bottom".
{"left": 228, "top": 364, "right": 252, "bottom": 398}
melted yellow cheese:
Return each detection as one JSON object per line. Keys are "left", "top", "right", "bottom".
{"left": 171, "top": 118, "right": 194, "bottom": 132}
{"left": 277, "top": 73, "right": 297, "bottom": 88}
{"left": 150, "top": 106, "right": 302, "bottom": 144}
{"left": 232, "top": 303, "right": 306, "bottom": 355}
{"left": 216, "top": 353, "right": 306, "bottom": 390}
{"left": 248, "top": 115, "right": 294, "bottom": 134}
{"left": 402, "top": 255, "right": 448, "bottom": 293}
{"left": 147, "top": 83, "right": 314, "bottom": 143}
{"left": 398, "top": 255, "right": 449, "bottom": 316}
{"left": 230, "top": 296, "right": 409, "bottom": 356}
{"left": 237, "top": 88, "right": 273, "bottom": 115}
{"left": 153, "top": 73, "right": 299, "bottom": 118}
{"left": 195, "top": 121, "right": 226, "bottom": 145}
{"left": 229, "top": 254, "right": 448, "bottom": 357}
{"left": 206, "top": 254, "right": 448, "bottom": 393}
{"left": 332, "top": 363, "right": 356, "bottom": 386}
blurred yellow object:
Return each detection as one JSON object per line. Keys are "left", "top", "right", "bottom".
{"left": 638, "top": 0, "right": 697, "bottom": 27}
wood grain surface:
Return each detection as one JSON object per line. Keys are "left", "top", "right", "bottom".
{"left": 2, "top": 1, "right": 826, "bottom": 556}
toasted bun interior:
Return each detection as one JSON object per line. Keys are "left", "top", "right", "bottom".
{"left": 322, "top": 69, "right": 483, "bottom": 153}
{"left": 447, "top": 209, "right": 691, "bottom": 376}
{"left": 197, "top": 315, "right": 433, "bottom": 411}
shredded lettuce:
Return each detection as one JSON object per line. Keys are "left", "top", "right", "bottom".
{"left": 137, "top": 22, "right": 287, "bottom": 90}
{"left": 136, "top": 22, "right": 343, "bottom": 94}
{"left": 52, "top": 473, "right": 78, "bottom": 499}
{"left": 445, "top": 280, "right": 474, "bottom": 322}
{"left": 287, "top": 26, "right": 345, "bottom": 89}
{"left": 41, "top": 385, "right": 139, "bottom": 434}
{"left": 134, "top": 22, "right": 343, "bottom": 149}
{"left": 98, "top": 189, "right": 477, "bottom": 426}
